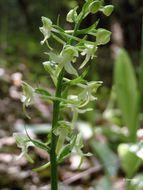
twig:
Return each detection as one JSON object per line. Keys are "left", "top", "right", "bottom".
{"left": 63, "top": 164, "right": 102, "bottom": 185}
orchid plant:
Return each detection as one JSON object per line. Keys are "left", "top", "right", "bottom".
{"left": 14, "top": 0, "right": 113, "bottom": 189}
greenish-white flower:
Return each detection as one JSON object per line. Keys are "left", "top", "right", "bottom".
{"left": 43, "top": 61, "right": 57, "bottom": 85}
{"left": 13, "top": 133, "right": 34, "bottom": 163}
{"left": 48, "top": 45, "right": 79, "bottom": 76}
{"left": 78, "top": 81, "right": 102, "bottom": 106}
{"left": 96, "top": 28, "right": 111, "bottom": 45}
{"left": 39, "top": 16, "right": 52, "bottom": 45}
{"left": 21, "top": 82, "right": 34, "bottom": 107}
{"left": 80, "top": 44, "right": 97, "bottom": 69}
{"left": 66, "top": 8, "right": 78, "bottom": 23}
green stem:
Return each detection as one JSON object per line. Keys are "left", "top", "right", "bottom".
{"left": 50, "top": 69, "right": 65, "bottom": 190}
{"left": 50, "top": 16, "right": 81, "bottom": 190}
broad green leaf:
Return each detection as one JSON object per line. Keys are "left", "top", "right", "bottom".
{"left": 118, "top": 143, "right": 142, "bottom": 178}
{"left": 91, "top": 140, "right": 119, "bottom": 176}
{"left": 114, "top": 49, "right": 139, "bottom": 141}
{"left": 96, "top": 28, "right": 111, "bottom": 45}
{"left": 138, "top": 21, "right": 143, "bottom": 114}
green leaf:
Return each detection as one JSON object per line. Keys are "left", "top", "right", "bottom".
{"left": 114, "top": 49, "right": 139, "bottom": 141}
{"left": 91, "top": 140, "right": 119, "bottom": 176}
{"left": 96, "top": 28, "right": 111, "bottom": 45}
{"left": 118, "top": 143, "right": 142, "bottom": 178}
{"left": 102, "top": 5, "right": 114, "bottom": 16}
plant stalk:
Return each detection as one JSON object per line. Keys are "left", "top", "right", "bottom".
{"left": 50, "top": 69, "right": 65, "bottom": 190}
{"left": 50, "top": 17, "right": 80, "bottom": 190}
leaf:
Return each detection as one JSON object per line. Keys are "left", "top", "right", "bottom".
{"left": 96, "top": 28, "right": 111, "bottom": 45}
{"left": 118, "top": 143, "right": 142, "bottom": 178}
{"left": 91, "top": 140, "right": 119, "bottom": 176}
{"left": 114, "top": 49, "right": 139, "bottom": 141}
